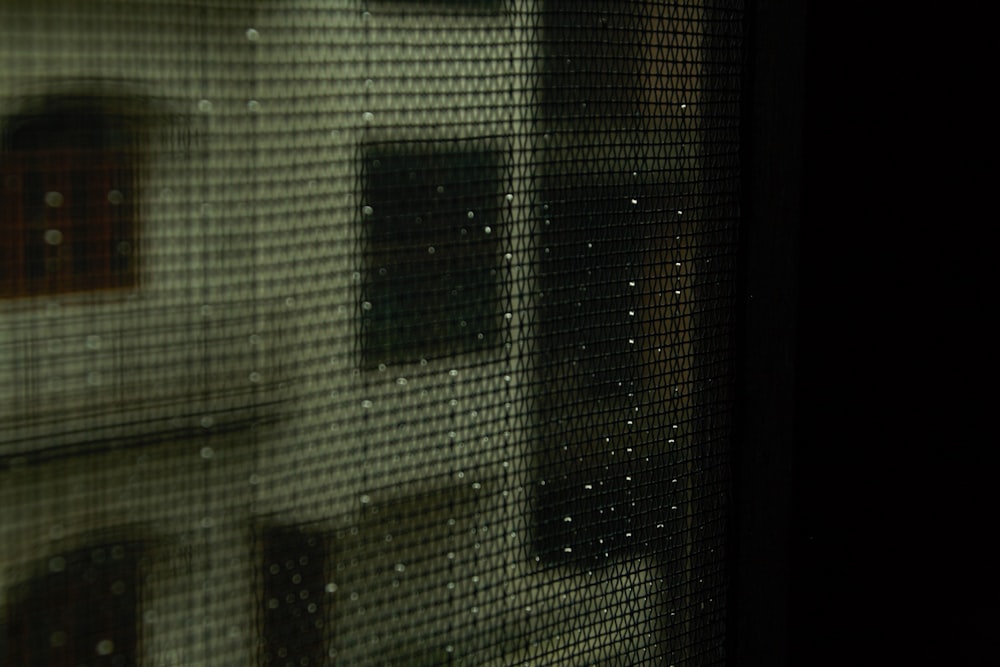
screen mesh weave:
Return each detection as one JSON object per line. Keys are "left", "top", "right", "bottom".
{"left": 0, "top": 1, "right": 743, "bottom": 665}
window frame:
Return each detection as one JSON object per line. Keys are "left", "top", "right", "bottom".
{"left": 1, "top": 97, "right": 143, "bottom": 301}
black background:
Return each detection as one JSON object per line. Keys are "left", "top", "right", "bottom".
{"left": 735, "top": 1, "right": 996, "bottom": 664}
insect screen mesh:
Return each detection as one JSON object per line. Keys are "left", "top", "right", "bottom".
{"left": 0, "top": 1, "right": 742, "bottom": 665}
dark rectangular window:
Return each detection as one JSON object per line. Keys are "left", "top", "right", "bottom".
{"left": 1, "top": 102, "right": 139, "bottom": 299}
{"left": 360, "top": 143, "right": 502, "bottom": 367}
{"left": 261, "top": 526, "right": 327, "bottom": 667}
{"left": 3, "top": 543, "right": 140, "bottom": 667}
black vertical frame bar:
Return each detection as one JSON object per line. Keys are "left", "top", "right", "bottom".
{"left": 728, "top": 0, "right": 804, "bottom": 664}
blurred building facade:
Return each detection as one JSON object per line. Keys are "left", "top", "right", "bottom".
{"left": 0, "top": 1, "right": 722, "bottom": 665}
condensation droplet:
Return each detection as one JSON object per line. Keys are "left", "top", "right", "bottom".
{"left": 505, "top": 193, "right": 514, "bottom": 202}
{"left": 245, "top": 28, "right": 259, "bottom": 41}
{"left": 427, "top": 246, "right": 435, "bottom": 254}
{"left": 362, "top": 111, "right": 374, "bottom": 123}
{"left": 483, "top": 226, "right": 492, "bottom": 234}
{"left": 44, "top": 191, "right": 63, "bottom": 207}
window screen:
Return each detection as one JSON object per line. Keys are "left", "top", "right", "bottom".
{"left": 0, "top": 1, "right": 743, "bottom": 665}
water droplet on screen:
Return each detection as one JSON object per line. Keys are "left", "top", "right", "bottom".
{"left": 362, "top": 111, "right": 374, "bottom": 123}
{"left": 360, "top": 400, "right": 373, "bottom": 409}
{"left": 362, "top": 205, "right": 374, "bottom": 216}
{"left": 107, "top": 190, "right": 124, "bottom": 204}
{"left": 198, "top": 99, "right": 212, "bottom": 113}
{"left": 44, "top": 191, "right": 63, "bottom": 207}
{"left": 427, "top": 246, "right": 435, "bottom": 254}
{"left": 245, "top": 28, "right": 259, "bottom": 41}
{"left": 467, "top": 210, "right": 475, "bottom": 219}
{"left": 247, "top": 100, "right": 260, "bottom": 113}
{"left": 200, "top": 446, "right": 214, "bottom": 459}
{"left": 483, "top": 226, "right": 492, "bottom": 234}
{"left": 361, "top": 301, "right": 372, "bottom": 311}
{"left": 96, "top": 639, "right": 114, "bottom": 655}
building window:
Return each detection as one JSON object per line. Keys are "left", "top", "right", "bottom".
{"left": 360, "top": 143, "right": 502, "bottom": 366}
{"left": 1, "top": 100, "right": 139, "bottom": 299}
{"left": 261, "top": 526, "right": 328, "bottom": 667}
{"left": 3, "top": 542, "right": 141, "bottom": 667}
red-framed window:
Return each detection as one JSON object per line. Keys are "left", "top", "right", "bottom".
{"left": 1, "top": 104, "right": 138, "bottom": 299}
